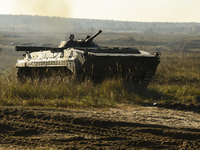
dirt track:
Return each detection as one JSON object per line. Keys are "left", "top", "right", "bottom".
{"left": 0, "top": 106, "right": 200, "bottom": 149}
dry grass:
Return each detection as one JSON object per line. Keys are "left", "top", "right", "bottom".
{"left": 0, "top": 50, "right": 199, "bottom": 108}
{"left": 0, "top": 75, "right": 133, "bottom": 108}
{"left": 149, "top": 51, "right": 200, "bottom": 104}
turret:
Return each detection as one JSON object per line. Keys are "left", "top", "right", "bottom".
{"left": 80, "top": 30, "right": 102, "bottom": 47}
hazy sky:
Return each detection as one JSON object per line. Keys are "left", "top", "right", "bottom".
{"left": 0, "top": 0, "right": 200, "bottom": 22}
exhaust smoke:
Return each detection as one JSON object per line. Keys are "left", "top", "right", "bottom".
{"left": 13, "top": 0, "right": 71, "bottom": 18}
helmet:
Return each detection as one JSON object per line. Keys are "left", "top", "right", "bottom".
{"left": 69, "top": 34, "right": 74, "bottom": 40}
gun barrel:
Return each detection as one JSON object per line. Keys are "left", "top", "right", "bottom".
{"left": 15, "top": 46, "right": 52, "bottom": 51}
{"left": 85, "top": 30, "right": 102, "bottom": 43}
{"left": 15, "top": 46, "right": 64, "bottom": 52}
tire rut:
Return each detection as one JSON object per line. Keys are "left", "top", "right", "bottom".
{"left": 0, "top": 107, "right": 200, "bottom": 149}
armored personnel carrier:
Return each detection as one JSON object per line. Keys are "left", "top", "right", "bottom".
{"left": 15, "top": 30, "right": 160, "bottom": 86}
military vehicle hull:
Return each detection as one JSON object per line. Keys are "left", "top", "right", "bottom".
{"left": 16, "top": 30, "right": 160, "bottom": 86}
{"left": 16, "top": 47, "right": 160, "bottom": 86}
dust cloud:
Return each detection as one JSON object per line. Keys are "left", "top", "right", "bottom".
{"left": 13, "top": 0, "right": 71, "bottom": 18}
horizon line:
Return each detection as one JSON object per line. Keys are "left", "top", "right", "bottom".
{"left": 1, "top": 14, "right": 200, "bottom": 24}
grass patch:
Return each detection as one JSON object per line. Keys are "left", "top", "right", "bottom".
{"left": 0, "top": 50, "right": 200, "bottom": 108}
{"left": 0, "top": 75, "right": 135, "bottom": 108}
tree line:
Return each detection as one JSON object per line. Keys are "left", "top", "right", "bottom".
{"left": 1, "top": 14, "right": 200, "bottom": 34}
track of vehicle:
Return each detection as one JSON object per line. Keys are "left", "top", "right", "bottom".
{"left": 0, "top": 106, "right": 200, "bottom": 149}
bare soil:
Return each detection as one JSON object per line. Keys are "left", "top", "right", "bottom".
{"left": 0, "top": 106, "right": 200, "bottom": 149}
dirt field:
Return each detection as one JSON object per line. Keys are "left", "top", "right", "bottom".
{"left": 0, "top": 106, "right": 200, "bottom": 150}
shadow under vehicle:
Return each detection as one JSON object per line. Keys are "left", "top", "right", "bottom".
{"left": 15, "top": 30, "right": 160, "bottom": 86}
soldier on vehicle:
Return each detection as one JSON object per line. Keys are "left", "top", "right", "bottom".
{"left": 65, "top": 34, "right": 78, "bottom": 48}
